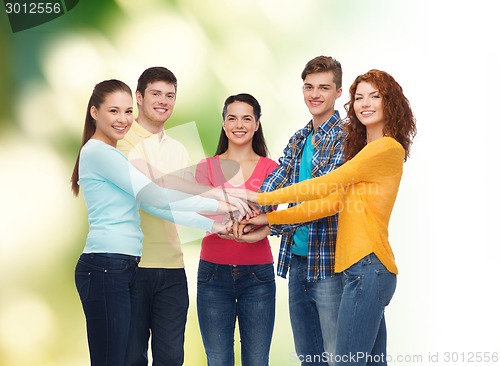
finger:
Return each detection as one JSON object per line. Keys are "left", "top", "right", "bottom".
{"left": 232, "top": 220, "right": 239, "bottom": 238}
{"left": 237, "top": 222, "right": 247, "bottom": 238}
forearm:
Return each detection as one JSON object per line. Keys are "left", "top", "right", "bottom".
{"left": 257, "top": 172, "right": 344, "bottom": 206}
{"left": 266, "top": 191, "right": 342, "bottom": 225}
{"left": 137, "top": 183, "right": 218, "bottom": 212}
{"left": 141, "top": 205, "right": 215, "bottom": 232}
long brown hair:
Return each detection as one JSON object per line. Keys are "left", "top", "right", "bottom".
{"left": 343, "top": 69, "right": 416, "bottom": 161}
{"left": 70, "top": 79, "right": 132, "bottom": 196}
{"left": 215, "top": 93, "right": 270, "bottom": 157}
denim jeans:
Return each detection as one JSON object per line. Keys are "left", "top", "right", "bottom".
{"left": 289, "top": 255, "right": 343, "bottom": 366}
{"left": 196, "top": 260, "right": 276, "bottom": 366}
{"left": 334, "top": 253, "right": 397, "bottom": 366}
{"left": 75, "top": 253, "right": 140, "bottom": 366}
{"left": 125, "top": 268, "right": 189, "bottom": 366}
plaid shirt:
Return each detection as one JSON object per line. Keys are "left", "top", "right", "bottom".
{"left": 260, "top": 112, "right": 345, "bottom": 281}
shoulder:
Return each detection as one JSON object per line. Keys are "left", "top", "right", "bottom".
{"left": 121, "top": 122, "right": 143, "bottom": 142}
{"left": 196, "top": 156, "right": 217, "bottom": 173}
{"left": 289, "top": 121, "right": 312, "bottom": 142}
{"left": 373, "top": 137, "right": 404, "bottom": 154}
{"left": 197, "top": 155, "right": 217, "bottom": 165}
{"left": 259, "top": 157, "right": 279, "bottom": 170}
{"left": 83, "top": 140, "right": 125, "bottom": 158}
{"left": 81, "top": 139, "right": 107, "bottom": 155}
{"left": 359, "top": 137, "right": 404, "bottom": 164}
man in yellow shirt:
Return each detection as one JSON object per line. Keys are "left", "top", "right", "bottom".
{"left": 117, "top": 67, "right": 189, "bottom": 366}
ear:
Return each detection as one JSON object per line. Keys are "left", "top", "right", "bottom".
{"left": 255, "top": 119, "right": 260, "bottom": 131}
{"left": 90, "top": 106, "right": 98, "bottom": 121}
{"left": 222, "top": 120, "right": 226, "bottom": 131}
{"left": 335, "top": 87, "right": 343, "bottom": 100}
{"left": 136, "top": 90, "right": 143, "bottom": 106}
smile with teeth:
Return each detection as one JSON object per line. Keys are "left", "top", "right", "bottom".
{"left": 361, "top": 110, "right": 375, "bottom": 116}
{"left": 233, "top": 131, "right": 247, "bottom": 136}
{"left": 113, "top": 126, "right": 127, "bottom": 132}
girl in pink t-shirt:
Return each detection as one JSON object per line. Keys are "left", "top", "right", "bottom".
{"left": 195, "top": 93, "right": 278, "bottom": 366}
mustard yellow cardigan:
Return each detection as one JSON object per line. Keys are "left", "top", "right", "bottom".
{"left": 258, "top": 137, "right": 404, "bottom": 274}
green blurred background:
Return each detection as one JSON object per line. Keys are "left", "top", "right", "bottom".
{"left": 1, "top": 0, "right": 498, "bottom": 365}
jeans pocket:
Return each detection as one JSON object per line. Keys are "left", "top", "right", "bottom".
{"left": 376, "top": 269, "right": 397, "bottom": 306}
{"left": 251, "top": 265, "right": 275, "bottom": 284}
{"left": 75, "top": 270, "right": 91, "bottom": 302}
{"left": 103, "top": 258, "right": 132, "bottom": 273}
{"left": 197, "top": 265, "right": 215, "bottom": 284}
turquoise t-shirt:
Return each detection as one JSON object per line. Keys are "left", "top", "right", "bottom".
{"left": 291, "top": 132, "right": 314, "bottom": 256}
{"left": 78, "top": 139, "right": 217, "bottom": 256}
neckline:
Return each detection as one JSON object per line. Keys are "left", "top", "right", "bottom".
{"left": 213, "top": 155, "right": 263, "bottom": 187}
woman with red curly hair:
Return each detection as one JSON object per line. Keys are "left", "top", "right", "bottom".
{"left": 230, "top": 69, "right": 416, "bottom": 366}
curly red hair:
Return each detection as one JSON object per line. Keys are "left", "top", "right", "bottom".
{"left": 343, "top": 69, "right": 416, "bottom": 161}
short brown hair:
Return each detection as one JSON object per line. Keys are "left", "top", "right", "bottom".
{"left": 301, "top": 56, "right": 342, "bottom": 88}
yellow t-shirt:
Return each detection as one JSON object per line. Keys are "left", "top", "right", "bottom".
{"left": 259, "top": 137, "right": 404, "bottom": 274}
{"left": 117, "top": 121, "right": 188, "bottom": 268}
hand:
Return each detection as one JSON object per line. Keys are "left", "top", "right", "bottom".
{"left": 211, "top": 221, "right": 230, "bottom": 235}
{"left": 231, "top": 214, "right": 268, "bottom": 239}
{"left": 239, "top": 213, "right": 269, "bottom": 227}
{"left": 207, "top": 188, "right": 257, "bottom": 220}
{"left": 225, "top": 188, "right": 258, "bottom": 204}
{"left": 233, "top": 225, "right": 270, "bottom": 243}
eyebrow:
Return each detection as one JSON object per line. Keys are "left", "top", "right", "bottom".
{"left": 355, "top": 90, "right": 379, "bottom": 96}
{"left": 304, "top": 83, "right": 332, "bottom": 88}
{"left": 149, "top": 89, "right": 175, "bottom": 95}
{"left": 227, "top": 114, "right": 253, "bottom": 118}
{"left": 108, "top": 105, "right": 133, "bottom": 109}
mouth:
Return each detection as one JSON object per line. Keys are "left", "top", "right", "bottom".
{"left": 155, "top": 107, "right": 168, "bottom": 114}
{"left": 113, "top": 125, "right": 128, "bottom": 132}
{"left": 309, "top": 100, "right": 322, "bottom": 107}
{"left": 360, "top": 110, "right": 375, "bottom": 116}
{"left": 232, "top": 131, "right": 247, "bottom": 137}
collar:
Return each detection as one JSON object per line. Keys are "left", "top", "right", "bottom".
{"left": 130, "top": 121, "right": 166, "bottom": 141}
{"left": 298, "top": 110, "right": 343, "bottom": 139}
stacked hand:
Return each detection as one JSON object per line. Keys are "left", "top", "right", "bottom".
{"left": 211, "top": 188, "right": 271, "bottom": 242}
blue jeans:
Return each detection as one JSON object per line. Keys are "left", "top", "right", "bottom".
{"left": 289, "top": 255, "right": 343, "bottom": 366}
{"left": 335, "top": 253, "right": 397, "bottom": 366}
{"left": 196, "top": 260, "right": 276, "bottom": 366}
{"left": 126, "top": 268, "right": 189, "bottom": 366}
{"left": 75, "top": 253, "right": 139, "bottom": 366}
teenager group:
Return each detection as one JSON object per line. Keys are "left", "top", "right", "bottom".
{"left": 71, "top": 56, "right": 416, "bottom": 366}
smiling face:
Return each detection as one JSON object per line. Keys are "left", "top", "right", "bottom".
{"left": 302, "top": 71, "right": 342, "bottom": 127}
{"left": 222, "top": 101, "right": 259, "bottom": 148}
{"left": 90, "top": 91, "right": 133, "bottom": 147}
{"left": 136, "top": 80, "right": 176, "bottom": 131}
{"left": 353, "top": 81, "right": 387, "bottom": 141}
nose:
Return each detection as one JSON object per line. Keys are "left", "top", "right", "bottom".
{"left": 361, "top": 97, "right": 370, "bottom": 107}
{"left": 117, "top": 112, "right": 128, "bottom": 123}
{"left": 311, "top": 87, "right": 320, "bottom": 98}
{"left": 159, "top": 94, "right": 171, "bottom": 105}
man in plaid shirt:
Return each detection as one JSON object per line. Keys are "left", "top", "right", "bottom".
{"left": 243, "top": 56, "right": 345, "bottom": 365}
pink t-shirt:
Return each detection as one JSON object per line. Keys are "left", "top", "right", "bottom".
{"left": 195, "top": 156, "right": 278, "bottom": 265}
